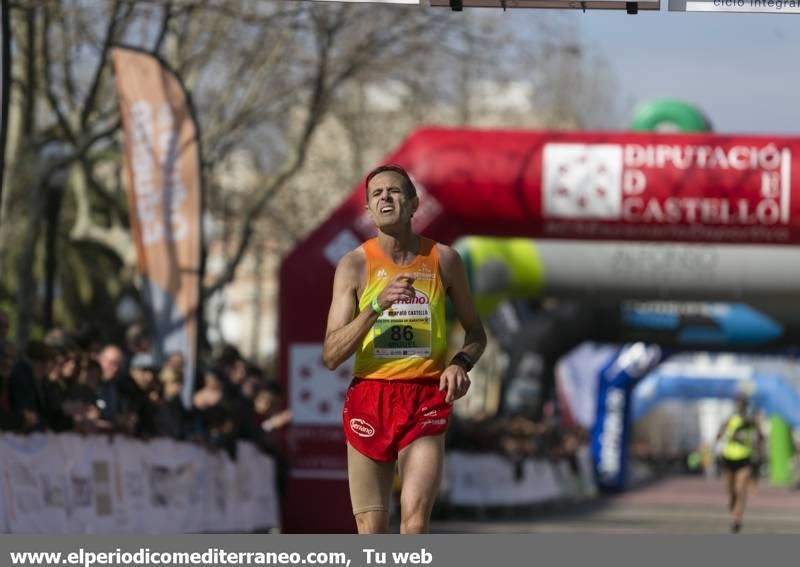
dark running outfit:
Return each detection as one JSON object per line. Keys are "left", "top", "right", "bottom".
{"left": 720, "top": 414, "right": 757, "bottom": 474}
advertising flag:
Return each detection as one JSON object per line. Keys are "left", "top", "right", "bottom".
{"left": 111, "top": 47, "right": 203, "bottom": 403}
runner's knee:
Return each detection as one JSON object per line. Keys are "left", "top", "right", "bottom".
{"left": 399, "top": 490, "right": 435, "bottom": 531}
{"left": 400, "top": 514, "right": 429, "bottom": 534}
{"left": 354, "top": 509, "right": 389, "bottom": 534}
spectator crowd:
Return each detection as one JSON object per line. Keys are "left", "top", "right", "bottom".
{"left": 0, "top": 309, "right": 291, "bottom": 478}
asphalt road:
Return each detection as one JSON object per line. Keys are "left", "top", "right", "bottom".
{"left": 430, "top": 475, "right": 800, "bottom": 534}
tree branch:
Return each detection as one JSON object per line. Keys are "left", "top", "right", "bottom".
{"left": 80, "top": 0, "right": 123, "bottom": 130}
{"left": 69, "top": 160, "right": 136, "bottom": 267}
{"left": 202, "top": 35, "right": 331, "bottom": 298}
{"left": 22, "top": 4, "right": 37, "bottom": 138}
{"left": 153, "top": 1, "right": 172, "bottom": 54}
{"left": 41, "top": 3, "right": 77, "bottom": 144}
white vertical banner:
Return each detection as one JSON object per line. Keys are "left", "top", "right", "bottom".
{"left": 234, "top": 443, "right": 259, "bottom": 532}
{"left": 0, "top": 433, "right": 69, "bottom": 533}
{"left": 113, "top": 437, "right": 152, "bottom": 533}
{"left": 85, "top": 436, "right": 119, "bottom": 533}
{"left": 58, "top": 434, "right": 94, "bottom": 533}
{"left": 202, "top": 451, "right": 230, "bottom": 533}
{"left": 223, "top": 456, "right": 239, "bottom": 531}
{"left": 39, "top": 434, "right": 72, "bottom": 533}
{"left": 140, "top": 439, "right": 174, "bottom": 533}
{"left": 164, "top": 439, "right": 201, "bottom": 533}
{"left": 249, "top": 447, "right": 280, "bottom": 530}
{"left": 446, "top": 453, "right": 492, "bottom": 506}
{"left": 55, "top": 434, "right": 119, "bottom": 533}
{"left": 176, "top": 441, "right": 208, "bottom": 534}
{"left": 525, "top": 460, "right": 562, "bottom": 502}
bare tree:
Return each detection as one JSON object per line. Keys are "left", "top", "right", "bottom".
{"left": 0, "top": 1, "right": 506, "bottom": 343}
{"left": 0, "top": 0, "right": 622, "bottom": 347}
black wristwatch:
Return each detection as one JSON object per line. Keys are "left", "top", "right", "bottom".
{"left": 450, "top": 352, "right": 475, "bottom": 372}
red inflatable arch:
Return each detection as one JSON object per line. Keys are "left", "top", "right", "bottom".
{"left": 278, "top": 127, "right": 800, "bottom": 532}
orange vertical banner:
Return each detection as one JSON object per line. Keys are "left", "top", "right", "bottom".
{"left": 111, "top": 47, "right": 203, "bottom": 403}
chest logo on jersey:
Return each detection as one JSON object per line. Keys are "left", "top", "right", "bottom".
{"left": 392, "top": 289, "right": 430, "bottom": 307}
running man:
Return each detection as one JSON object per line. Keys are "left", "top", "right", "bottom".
{"left": 323, "top": 164, "right": 486, "bottom": 534}
{"left": 716, "top": 393, "right": 764, "bottom": 533}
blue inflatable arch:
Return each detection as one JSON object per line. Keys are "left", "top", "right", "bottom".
{"left": 633, "top": 372, "right": 800, "bottom": 429}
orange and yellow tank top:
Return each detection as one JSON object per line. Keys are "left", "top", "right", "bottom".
{"left": 353, "top": 237, "right": 447, "bottom": 381}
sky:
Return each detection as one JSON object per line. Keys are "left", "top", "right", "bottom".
{"left": 569, "top": 8, "right": 800, "bottom": 135}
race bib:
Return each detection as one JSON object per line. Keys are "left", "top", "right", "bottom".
{"left": 372, "top": 289, "right": 432, "bottom": 358}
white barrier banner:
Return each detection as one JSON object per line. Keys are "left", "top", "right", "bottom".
{"left": 177, "top": 441, "right": 210, "bottom": 534}
{"left": 202, "top": 451, "right": 231, "bottom": 533}
{"left": 446, "top": 451, "right": 592, "bottom": 507}
{"left": 248, "top": 447, "right": 280, "bottom": 530}
{"left": 113, "top": 437, "right": 151, "bottom": 533}
{"left": 0, "top": 434, "right": 279, "bottom": 533}
{"left": 234, "top": 442, "right": 262, "bottom": 532}
{"left": 60, "top": 435, "right": 120, "bottom": 533}
{"left": 0, "top": 434, "right": 68, "bottom": 533}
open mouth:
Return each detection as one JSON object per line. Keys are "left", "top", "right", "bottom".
{"left": 380, "top": 206, "right": 393, "bottom": 214}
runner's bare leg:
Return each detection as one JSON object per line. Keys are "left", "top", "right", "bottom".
{"left": 733, "top": 467, "right": 752, "bottom": 527}
{"left": 398, "top": 434, "right": 445, "bottom": 534}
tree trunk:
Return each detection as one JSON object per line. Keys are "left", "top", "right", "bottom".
{"left": 15, "top": 176, "right": 45, "bottom": 346}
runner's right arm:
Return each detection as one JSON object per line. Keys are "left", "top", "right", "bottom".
{"left": 716, "top": 417, "right": 730, "bottom": 442}
{"left": 322, "top": 251, "right": 415, "bottom": 370}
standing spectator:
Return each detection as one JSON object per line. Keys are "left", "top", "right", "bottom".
{"left": 65, "top": 359, "right": 103, "bottom": 434}
{"left": 159, "top": 352, "right": 184, "bottom": 393}
{"left": 41, "top": 347, "right": 72, "bottom": 432}
{"left": 217, "top": 345, "right": 246, "bottom": 392}
{"left": 117, "top": 352, "right": 159, "bottom": 438}
{"left": 241, "top": 364, "right": 264, "bottom": 401}
{"left": 124, "top": 322, "right": 153, "bottom": 362}
{"left": 192, "top": 369, "right": 236, "bottom": 457}
{"left": 216, "top": 346, "right": 257, "bottom": 441}
{"left": 164, "top": 351, "right": 185, "bottom": 374}
{"left": 20, "top": 341, "right": 51, "bottom": 432}
{"left": 154, "top": 375, "right": 187, "bottom": 440}
{"left": 1, "top": 309, "right": 42, "bottom": 433}
{"left": 96, "top": 345, "right": 126, "bottom": 429}
{"left": 254, "top": 381, "right": 292, "bottom": 435}
{"left": 254, "top": 380, "right": 292, "bottom": 496}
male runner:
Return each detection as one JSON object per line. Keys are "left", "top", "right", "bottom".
{"left": 716, "top": 393, "right": 764, "bottom": 533}
{"left": 323, "top": 164, "right": 486, "bottom": 534}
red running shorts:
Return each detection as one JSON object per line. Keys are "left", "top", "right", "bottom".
{"left": 342, "top": 378, "right": 452, "bottom": 462}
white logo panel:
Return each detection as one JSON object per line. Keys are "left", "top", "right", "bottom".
{"left": 543, "top": 143, "right": 623, "bottom": 220}
{"left": 289, "top": 343, "right": 352, "bottom": 426}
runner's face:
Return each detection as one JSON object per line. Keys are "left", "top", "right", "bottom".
{"left": 366, "top": 172, "right": 418, "bottom": 229}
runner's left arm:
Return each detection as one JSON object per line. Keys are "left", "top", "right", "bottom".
{"left": 438, "top": 244, "right": 487, "bottom": 403}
